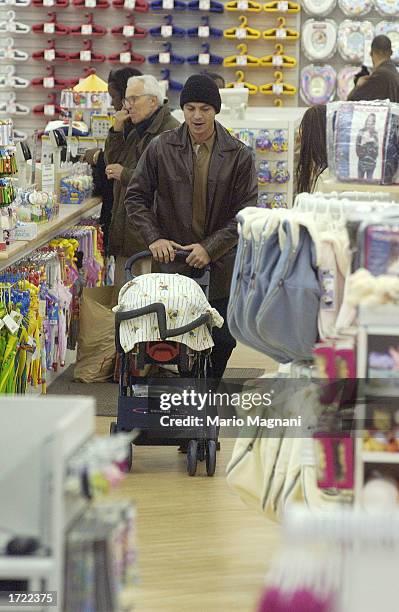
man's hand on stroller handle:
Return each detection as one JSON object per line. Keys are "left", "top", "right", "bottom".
{"left": 148, "top": 240, "right": 211, "bottom": 268}
{"left": 180, "top": 243, "right": 211, "bottom": 268}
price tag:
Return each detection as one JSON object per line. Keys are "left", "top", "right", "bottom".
{"left": 44, "top": 23, "right": 55, "bottom": 34}
{"left": 159, "top": 52, "right": 170, "bottom": 63}
{"left": 272, "top": 55, "right": 283, "bottom": 66}
{"left": 85, "top": 0, "right": 96, "bottom": 6}
{"left": 3, "top": 314, "right": 19, "bottom": 334}
{"left": 123, "top": 25, "right": 135, "bottom": 36}
{"left": 43, "top": 0, "right": 54, "bottom": 6}
{"left": 160, "top": 79, "right": 169, "bottom": 93}
{"left": 124, "top": 0, "right": 135, "bottom": 6}
{"left": 81, "top": 24, "right": 93, "bottom": 35}
{"left": 198, "top": 25, "right": 209, "bottom": 37}
{"left": 237, "top": 0, "right": 248, "bottom": 8}
{"left": 236, "top": 27, "right": 247, "bottom": 39}
{"left": 233, "top": 82, "right": 245, "bottom": 88}
{"left": 162, "top": 0, "right": 173, "bottom": 7}
{"left": 236, "top": 55, "right": 247, "bottom": 66}
{"left": 120, "top": 52, "right": 131, "bottom": 63}
{"left": 199, "top": 0, "right": 210, "bottom": 8}
{"left": 80, "top": 50, "right": 92, "bottom": 61}
{"left": 44, "top": 104, "right": 55, "bottom": 116}
{"left": 161, "top": 25, "right": 173, "bottom": 37}
{"left": 41, "top": 163, "right": 55, "bottom": 192}
{"left": 198, "top": 53, "right": 210, "bottom": 65}
{"left": 43, "top": 77, "right": 55, "bottom": 88}
{"left": 44, "top": 49, "right": 56, "bottom": 61}
{"left": 276, "top": 28, "right": 286, "bottom": 38}
{"left": 277, "top": 1, "right": 288, "bottom": 10}
{"left": 272, "top": 83, "right": 283, "bottom": 95}
{"left": 10, "top": 310, "right": 23, "bottom": 327}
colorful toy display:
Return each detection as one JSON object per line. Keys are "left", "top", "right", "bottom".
{"left": 300, "top": 64, "right": 336, "bottom": 105}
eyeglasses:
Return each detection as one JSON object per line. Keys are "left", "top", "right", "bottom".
{"left": 122, "top": 94, "right": 150, "bottom": 108}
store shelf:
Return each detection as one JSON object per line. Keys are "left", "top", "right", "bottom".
{"left": 362, "top": 452, "right": 399, "bottom": 464}
{"left": 0, "top": 197, "right": 101, "bottom": 270}
{"left": 319, "top": 179, "right": 399, "bottom": 202}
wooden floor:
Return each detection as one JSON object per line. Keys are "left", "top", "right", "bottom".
{"left": 96, "top": 344, "right": 281, "bottom": 612}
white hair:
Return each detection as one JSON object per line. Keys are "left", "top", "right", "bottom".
{"left": 126, "top": 75, "right": 164, "bottom": 106}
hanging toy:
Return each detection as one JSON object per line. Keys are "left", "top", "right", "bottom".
{"left": 300, "top": 63, "right": 336, "bottom": 105}
{"left": 273, "top": 160, "right": 290, "bottom": 184}
{"left": 257, "top": 160, "right": 273, "bottom": 184}
{"left": 255, "top": 129, "right": 272, "bottom": 151}
{"left": 271, "top": 129, "right": 288, "bottom": 153}
{"left": 257, "top": 192, "right": 270, "bottom": 208}
{"left": 302, "top": 19, "right": 338, "bottom": 61}
{"left": 271, "top": 193, "right": 286, "bottom": 208}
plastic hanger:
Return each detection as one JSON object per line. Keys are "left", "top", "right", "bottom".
{"left": 67, "top": 40, "right": 106, "bottom": 62}
{"left": 187, "top": 0, "right": 224, "bottom": 13}
{"left": 73, "top": 0, "right": 109, "bottom": 8}
{"left": 0, "top": 11, "right": 30, "bottom": 34}
{"left": 225, "top": 0, "right": 262, "bottom": 11}
{"left": 223, "top": 42, "right": 260, "bottom": 67}
{"left": 32, "top": 39, "right": 69, "bottom": 62}
{"left": 32, "top": 12, "right": 69, "bottom": 36}
{"left": 0, "top": 92, "right": 30, "bottom": 115}
{"left": 31, "top": 65, "right": 77, "bottom": 89}
{"left": 0, "top": 38, "right": 29, "bottom": 61}
{"left": 187, "top": 16, "right": 222, "bottom": 38}
{"left": 224, "top": 15, "right": 261, "bottom": 40}
{"left": 108, "top": 41, "right": 146, "bottom": 64}
{"left": 225, "top": 70, "right": 258, "bottom": 93}
{"left": 0, "top": 65, "right": 30, "bottom": 89}
{"left": 159, "top": 68, "right": 183, "bottom": 91}
{"left": 112, "top": 0, "right": 149, "bottom": 11}
{"left": 33, "top": 93, "right": 62, "bottom": 116}
{"left": 260, "top": 70, "right": 297, "bottom": 95}
{"left": 148, "top": 42, "right": 185, "bottom": 65}
{"left": 259, "top": 43, "right": 296, "bottom": 68}
{"left": 186, "top": 42, "right": 223, "bottom": 65}
{"left": 264, "top": 0, "right": 300, "bottom": 12}
{"left": 263, "top": 16, "right": 299, "bottom": 40}
{"left": 150, "top": 0, "right": 186, "bottom": 10}
{"left": 150, "top": 15, "right": 186, "bottom": 38}
{"left": 70, "top": 13, "right": 108, "bottom": 36}
{"left": 0, "top": 0, "right": 31, "bottom": 6}
{"left": 32, "top": 0, "right": 68, "bottom": 7}
{"left": 111, "top": 14, "right": 147, "bottom": 37}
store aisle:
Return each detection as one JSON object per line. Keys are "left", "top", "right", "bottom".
{"left": 96, "top": 418, "right": 281, "bottom": 612}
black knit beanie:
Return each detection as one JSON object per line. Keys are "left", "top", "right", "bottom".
{"left": 180, "top": 74, "right": 221, "bottom": 113}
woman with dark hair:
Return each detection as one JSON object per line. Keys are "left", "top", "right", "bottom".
{"left": 356, "top": 113, "right": 379, "bottom": 180}
{"left": 295, "top": 104, "right": 328, "bottom": 195}
{"left": 84, "top": 67, "right": 143, "bottom": 254}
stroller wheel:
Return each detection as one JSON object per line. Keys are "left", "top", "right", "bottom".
{"left": 110, "top": 421, "right": 118, "bottom": 435}
{"left": 187, "top": 439, "right": 198, "bottom": 476}
{"left": 206, "top": 440, "right": 217, "bottom": 477}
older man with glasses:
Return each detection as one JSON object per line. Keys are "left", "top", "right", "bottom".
{"left": 104, "top": 74, "right": 179, "bottom": 291}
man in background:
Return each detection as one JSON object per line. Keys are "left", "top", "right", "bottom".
{"left": 348, "top": 35, "right": 399, "bottom": 102}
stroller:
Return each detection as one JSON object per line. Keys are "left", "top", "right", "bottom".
{"left": 110, "top": 250, "right": 219, "bottom": 476}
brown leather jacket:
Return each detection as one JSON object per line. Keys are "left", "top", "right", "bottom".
{"left": 124, "top": 121, "right": 258, "bottom": 300}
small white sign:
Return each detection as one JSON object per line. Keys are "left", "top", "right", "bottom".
{"left": 162, "top": 0, "right": 173, "bottom": 7}
{"left": 277, "top": 1, "right": 288, "bottom": 10}
{"left": 44, "top": 104, "right": 55, "bottom": 116}
{"left": 44, "top": 23, "right": 55, "bottom": 34}
{"left": 161, "top": 25, "right": 173, "bottom": 37}
{"left": 124, "top": 0, "right": 135, "bottom": 7}
{"left": 159, "top": 52, "right": 170, "bottom": 63}
{"left": 43, "top": 77, "right": 55, "bottom": 88}
{"left": 236, "top": 55, "right": 247, "bottom": 66}
{"left": 44, "top": 49, "right": 56, "bottom": 61}
{"left": 276, "top": 28, "right": 287, "bottom": 38}
{"left": 3, "top": 314, "right": 19, "bottom": 334}
{"left": 123, "top": 25, "right": 135, "bottom": 36}
{"left": 237, "top": 0, "right": 248, "bottom": 9}
{"left": 233, "top": 82, "right": 245, "bottom": 88}
{"left": 199, "top": 0, "right": 210, "bottom": 8}
{"left": 80, "top": 50, "right": 92, "bottom": 61}
{"left": 198, "top": 25, "right": 210, "bottom": 37}
{"left": 120, "top": 52, "right": 131, "bottom": 63}
{"left": 198, "top": 53, "right": 210, "bottom": 65}
{"left": 85, "top": 0, "right": 96, "bottom": 6}
{"left": 81, "top": 24, "right": 93, "bottom": 35}
{"left": 43, "top": 0, "right": 54, "bottom": 6}
{"left": 272, "top": 55, "right": 283, "bottom": 66}
{"left": 41, "top": 163, "right": 55, "bottom": 193}
{"left": 236, "top": 27, "right": 247, "bottom": 39}
{"left": 272, "top": 83, "right": 283, "bottom": 95}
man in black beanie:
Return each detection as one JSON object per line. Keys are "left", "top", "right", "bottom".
{"left": 124, "top": 73, "right": 257, "bottom": 382}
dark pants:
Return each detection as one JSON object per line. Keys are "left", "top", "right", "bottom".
{"left": 208, "top": 297, "right": 237, "bottom": 382}
{"left": 358, "top": 161, "right": 375, "bottom": 180}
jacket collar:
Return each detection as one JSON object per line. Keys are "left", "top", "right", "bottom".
{"left": 166, "top": 121, "right": 239, "bottom": 152}
{"left": 144, "top": 103, "right": 172, "bottom": 135}
{"left": 376, "top": 59, "right": 398, "bottom": 73}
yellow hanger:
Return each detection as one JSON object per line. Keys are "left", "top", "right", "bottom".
{"left": 259, "top": 71, "right": 297, "bottom": 96}
{"left": 264, "top": 0, "right": 300, "bottom": 13}
{"left": 226, "top": 70, "right": 258, "bottom": 94}
{"left": 263, "top": 16, "right": 299, "bottom": 40}
{"left": 224, "top": 15, "right": 261, "bottom": 40}
{"left": 225, "top": 0, "right": 262, "bottom": 11}
{"left": 259, "top": 43, "right": 297, "bottom": 68}
{"left": 274, "top": 98, "right": 284, "bottom": 107}
{"left": 223, "top": 43, "right": 261, "bottom": 68}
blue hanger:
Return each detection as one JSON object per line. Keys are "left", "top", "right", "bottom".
{"left": 148, "top": 42, "right": 185, "bottom": 65}
{"left": 149, "top": 15, "right": 186, "bottom": 38}
{"left": 150, "top": 0, "right": 186, "bottom": 10}
{"left": 187, "top": 16, "right": 223, "bottom": 38}
{"left": 187, "top": 0, "right": 224, "bottom": 12}
{"left": 160, "top": 69, "right": 184, "bottom": 91}
{"left": 186, "top": 42, "right": 223, "bottom": 65}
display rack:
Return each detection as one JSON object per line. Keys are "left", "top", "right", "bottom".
{"left": 0, "top": 396, "right": 95, "bottom": 612}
